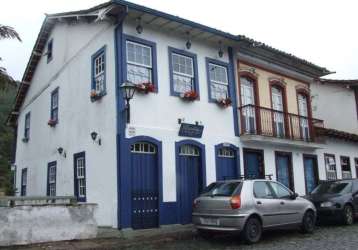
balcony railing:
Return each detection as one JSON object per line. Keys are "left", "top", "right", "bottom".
{"left": 238, "top": 104, "right": 324, "bottom": 142}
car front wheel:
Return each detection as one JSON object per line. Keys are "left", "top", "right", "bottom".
{"left": 242, "top": 217, "right": 262, "bottom": 244}
{"left": 342, "top": 205, "right": 354, "bottom": 225}
{"left": 301, "top": 210, "right": 316, "bottom": 234}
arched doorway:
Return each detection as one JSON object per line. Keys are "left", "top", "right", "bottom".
{"left": 215, "top": 144, "right": 240, "bottom": 181}
{"left": 176, "top": 140, "right": 206, "bottom": 224}
{"left": 130, "top": 141, "right": 159, "bottom": 229}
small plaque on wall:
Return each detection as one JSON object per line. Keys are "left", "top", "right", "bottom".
{"left": 179, "top": 123, "right": 204, "bottom": 138}
{"left": 128, "top": 126, "right": 136, "bottom": 137}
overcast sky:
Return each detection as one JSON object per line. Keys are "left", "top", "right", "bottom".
{"left": 0, "top": 0, "right": 357, "bottom": 81}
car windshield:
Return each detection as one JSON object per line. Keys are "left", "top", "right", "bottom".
{"left": 201, "top": 182, "right": 241, "bottom": 197}
{"left": 312, "top": 181, "right": 352, "bottom": 195}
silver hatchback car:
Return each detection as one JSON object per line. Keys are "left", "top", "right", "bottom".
{"left": 192, "top": 179, "right": 316, "bottom": 244}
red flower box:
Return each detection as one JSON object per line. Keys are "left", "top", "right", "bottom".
{"left": 136, "top": 82, "right": 155, "bottom": 94}
{"left": 90, "top": 90, "right": 102, "bottom": 101}
{"left": 180, "top": 90, "right": 198, "bottom": 101}
{"left": 48, "top": 119, "right": 57, "bottom": 127}
{"left": 216, "top": 98, "right": 232, "bottom": 108}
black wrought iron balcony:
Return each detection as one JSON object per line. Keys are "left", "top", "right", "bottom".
{"left": 238, "top": 104, "right": 324, "bottom": 142}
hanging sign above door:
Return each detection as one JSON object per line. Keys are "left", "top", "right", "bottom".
{"left": 178, "top": 123, "right": 204, "bottom": 138}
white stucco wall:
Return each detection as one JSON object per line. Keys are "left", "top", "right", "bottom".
{"left": 311, "top": 81, "right": 358, "bottom": 134}
{"left": 15, "top": 21, "right": 118, "bottom": 227}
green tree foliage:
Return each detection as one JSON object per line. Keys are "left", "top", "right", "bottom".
{"left": 0, "top": 24, "right": 21, "bottom": 194}
{"left": 0, "top": 81, "right": 17, "bottom": 195}
{"left": 0, "top": 25, "right": 21, "bottom": 90}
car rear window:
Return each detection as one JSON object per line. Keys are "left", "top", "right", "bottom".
{"left": 201, "top": 182, "right": 242, "bottom": 197}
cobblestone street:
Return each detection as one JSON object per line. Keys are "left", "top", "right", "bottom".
{"left": 4, "top": 223, "right": 358, "bottom": 250}
{"left": 126, "top": 223, "right": 358, "bottom": 250}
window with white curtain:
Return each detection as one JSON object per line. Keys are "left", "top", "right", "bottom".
{"left": 126, "top": 41, "right": 152, "bottom": 84}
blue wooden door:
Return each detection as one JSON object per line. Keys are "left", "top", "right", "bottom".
{"left": 131, "top": 142, "right": 158, "bottom": 229}
{"left": 217, "top": 147, "right": 238, "bottom": 181}
{"left": 304, "top": 156, "right": 318, "bottom": 194}
{"left": 276, "top": 153, "right": 293, "bottom": 190}
{"left": 244, "top": 150, "right": 264, "bottom": 179}
{"left": 177, "top": 145, "right": 201, "bottom": 224}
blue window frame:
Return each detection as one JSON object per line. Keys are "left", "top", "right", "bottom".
{"left": 47, "top": 39, "right": 53, "bottom": 63}
{"left": 168, "top": 47, "right": 199, "bottom": 97}
{"left": 206, "top": 58, "right": 230, "bottom": 102}
{"left": 24, "top": 112, "right": 30, "bottom": 140}
{"left": 21, "top": 168, "right": 27, "bottom": 196}
{"left": 50, "top": 88, "right": 59, "bottom": 123}
{"left": 91, "top": 46, "right": 107, "bottom": 97}
{"left": 74, "top": 152, "right": 86, "bottom": 202}
{"left": 123, "top": 34, "right": 158, "bottom": 91}
{"left": 47, "top": 161, "right": 57, "bottom": 196}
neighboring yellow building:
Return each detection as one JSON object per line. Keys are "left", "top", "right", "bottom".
{"left": 237, "top": 61, "right": 314, "bottom": 141}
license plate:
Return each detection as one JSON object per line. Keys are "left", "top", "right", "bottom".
{"left": 200, "top": 218, "right": 219, "bottom": 226}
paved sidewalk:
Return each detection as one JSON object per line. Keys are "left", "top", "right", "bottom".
{"left": 0, "top": 224, "right": 195, "bottom": 250}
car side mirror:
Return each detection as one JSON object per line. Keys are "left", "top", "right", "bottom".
{"left": 290, "top": 193, "right": 299, "bottom": 200}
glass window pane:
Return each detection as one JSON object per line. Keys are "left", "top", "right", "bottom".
{"left": 126, "top": 41, "right": 152, "bottom": 67}
{"left": 127, "top": 64, "right": 152, "bottom": 84}
{"left": 253, "top": 181, "right": 274, "bottom": 199}
{"left": 270, "top": 182, "right": 291, "bottom": 198}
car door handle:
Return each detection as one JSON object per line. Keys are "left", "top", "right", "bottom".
{"left": 257, "top": 201, "right": 262, "bottom": 205}
{"left": 280, "top": 201, "right": 285, "bottom": 205}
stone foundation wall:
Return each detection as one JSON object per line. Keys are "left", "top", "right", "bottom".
{"left": 0, "top": 203, "right": 98, "bottom": 246}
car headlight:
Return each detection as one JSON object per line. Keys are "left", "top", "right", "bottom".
{"left": 320, "top": 201, "right": 334, "bottom": 208}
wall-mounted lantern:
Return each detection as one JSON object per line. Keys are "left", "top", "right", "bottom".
{"left": 91, "top": 131, "right": 102, "bottom": 145}
{"left": 218, "top": 41, "right": 224, "bottom": 58}
{"left": 185, "top": 31, "right": 191, "bottom": 50}
{"left": 136, "top": 17, "right": 143, "bottom": 34}
{"left": 57, "top": 147, "right": 66, "bottom": 158}
{"left": 120, "top": 81, "right": 137, "bottom": 124}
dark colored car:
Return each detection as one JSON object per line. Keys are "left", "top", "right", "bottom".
{"left": 307, "top": 179, "right": 358, "bottom": 225}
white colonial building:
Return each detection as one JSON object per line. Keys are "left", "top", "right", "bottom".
{"left": 8, "top": 0, "right": 358, "bottom": 229}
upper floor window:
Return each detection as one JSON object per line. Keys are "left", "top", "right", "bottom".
{"left": 47, "top": 161, "right": 57, "bottom": 196}
{"left": 341, "top": 156, "right": 352, "bottom": 179}
{"left": 207, "top": 60, "right": 229, "bottom": 101}
{"left": 240, "top": 76, "right": 256, "bottom": 106}
{"left": 126, "top": 41, "right": 152, "bottom": 84}
{"left": 124, "top": 35, "right": 158, "bottom": 92}
{"left": 271, "top": 85, "right": 286, "bottom": 138}
{"left": 297, "top": 92, "right": 310, "bottom": 140}
{"left": 91, "top": 46, "right": 106, "bottom": 99}
{"left": 169, "top": 47, "right": 199, "bottom": 97}
{"left": 23, "top": 112, "right": 30, "bottom": 141}
{"left": 47, "top": 39, "right": 53, "bottom": 63}
{"left": 49, "top": 88, "right": 59, "bottom": 125}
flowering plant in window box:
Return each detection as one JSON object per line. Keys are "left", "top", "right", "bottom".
{"left": 135, "top": 82, "right": 155, "bottom": 94}
{"left": 180, "top": 90, "right": 198, "bottom": 101}
{"left": 216, "top": 97, "right": 232, "bottom": 108}
{"left": 90, "top": 90, "right": 102, "bottom": 101}
{"left": 47, "top": 119, "right": 57, "bottom": 127}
